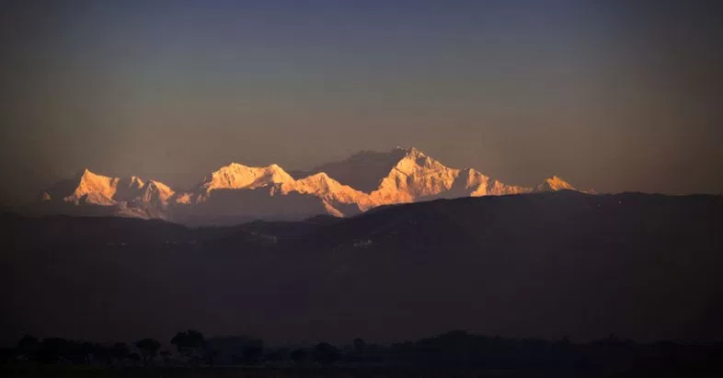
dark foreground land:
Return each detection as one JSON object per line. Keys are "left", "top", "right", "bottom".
{"left": 0, "top": 366, "right": 721, "bottom": 378}
{"left": 2, "top": 366, "right": 723, "bottom": 378}
{"left": 2, "top": 330, "right": 722, "bottom": 378}
{"left": 2, "top": 192, "right": 722, "bottom": 377}
{"left": 2, "top": 191, "right": 722, "bottom": 344}
{"left": 0, "top": 366, "right": 563, "bottom": 378}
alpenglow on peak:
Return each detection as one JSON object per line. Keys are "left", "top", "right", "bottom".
{"left": 36, "top": 147, "right": 584, "bottom": 225}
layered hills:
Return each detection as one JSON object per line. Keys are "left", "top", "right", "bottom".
{"left": 2, "top": 191, "right": 721, "bottom": 344}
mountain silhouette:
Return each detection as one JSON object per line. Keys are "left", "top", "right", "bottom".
{"left": 2, "top": 191, "right": 721, "bottom": 345}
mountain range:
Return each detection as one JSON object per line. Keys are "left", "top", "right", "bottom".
{"left": 34, "top": 147, "right": 579, "bottom": 225}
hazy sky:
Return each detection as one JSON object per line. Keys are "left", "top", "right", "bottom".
{"left": 1, "top": 0, "right": 722, "bottom": 203}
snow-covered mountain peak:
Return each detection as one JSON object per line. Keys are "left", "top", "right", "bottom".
{"left": 38, "top": 149, "right": 585, "bottom": 224}
{"left": 368, "top": 148, "right": 458, "bottom": 203}
{"left": 79, "top": 168, "right": 107, "bottom": 182}
{"left": 143, "top": 179, "right": 173, "bottom": 195}
{"left": 139, "top": 179, "right": 176, "bottom": 204}
{"left": 298, "top": 147, "right": 428, "bottom": 193}
{"left": 288, "top": 172, "right": 365, "bottom": 199}
{"left": 280, "top": 171, "right": 371, "bottom": 215}
{"left": 295, "top": 172, "right": 334, "bottom": 187}
{"left": 536, "top": 176, "right": 575, "bottom": 192}
{"left": 393, "top": 148, "right": 448, "bottom": 175}
{"left": 67, "top": 169, "right": 119, "bottom": 205}
{"left": 201, "top": 162, "right": 294, "bottom": 193}
{"left": 44, "top": 168, "right": 180, "bottom": 209}
{"left": 147, "top": 179, "right": 171, "bottom": 189}
{"left": 128, "top": 176, "right": 145, "bottom": 188}
{"left": 396, "top": 145, "right": 424, "bottom": 157}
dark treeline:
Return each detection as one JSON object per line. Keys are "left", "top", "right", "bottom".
{"left": 2, "top": 330, "right": 722, "bottom": 375}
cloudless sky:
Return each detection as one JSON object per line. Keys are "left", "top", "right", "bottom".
{"left": 1, "top": 0, "right": 722, "bottom": 203}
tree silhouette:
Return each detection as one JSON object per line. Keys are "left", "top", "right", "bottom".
{"left": 242, "top": 344, "right": 263, "bottom": 365}
{"left": 160, "top": 350, "right": 171, "bottom": 365}
{"left": 205, "top": 348, "right": 219, "bottom": 367}
{"left": 352, "top": 337, "right": 367, "bottom": 363}
{"left": 290, "top": 348, "right": 307, "bottom": 365}
{"left": 17, "top": 335, "right": 39, "bottom": 359}
{"left": 110, "top": 342, "right": 130, "bottom": 363}
{"left": 128, "top": 352, "right": 141, "bottom": 364}
{"left": 171, "top": 330, "right": 205, "bottom": 364}
{"left": 353, "top": 337, "right": 367, "bottom": 353}
{"left": 2, "top": 330, "right": 723, "bottom": 374}
{"left": 38, "top": 338, "right": 74, "bottom": 363}
{"left": 135, "top": 338, "right": 161, "bottom": 365}
{"left": 313, "top": 342, "right": 340, "bottom": 365}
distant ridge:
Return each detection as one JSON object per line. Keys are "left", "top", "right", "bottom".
{"left": 4, "top": 191, "right": 722, "bottom": 343}
{"left": 34, "top": 147, "right": 579, "bottom": 225}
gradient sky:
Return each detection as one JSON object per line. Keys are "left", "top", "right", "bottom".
{"left": 1, "top": 0, "right": 722, "bottom": 204}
